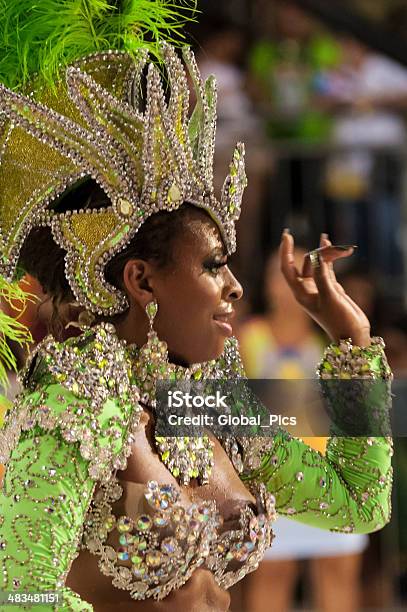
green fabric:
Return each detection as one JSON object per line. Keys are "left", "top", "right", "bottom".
{"left": 242, "top": 433, "right": 392, "bottom": 534}
{"left": 0, "top": 427, "right": 95, "bottom": 610}
{"left": 0, "top": 331, "right": 393, "bottom": 606}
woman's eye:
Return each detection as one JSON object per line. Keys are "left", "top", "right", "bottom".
{"left": 206, "top": 261, "right": 227, "bottom": 275}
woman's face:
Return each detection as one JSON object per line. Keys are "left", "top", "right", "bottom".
{"left": 150, "top": 210, "right": 243, "bottom": 365}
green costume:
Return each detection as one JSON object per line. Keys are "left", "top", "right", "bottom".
{"left": 0, "top": 324, "right": 393, "bottom": 610}
{"left": 0, "top": 2, "right": 394, "bottom": 609}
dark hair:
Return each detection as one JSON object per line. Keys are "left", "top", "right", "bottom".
{"left": 18, "top": 179, "right": 202, "bottom": 337}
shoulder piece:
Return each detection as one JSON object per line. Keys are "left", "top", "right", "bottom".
{"left": 0, "top": 323, "right": 142, "bottom": 481}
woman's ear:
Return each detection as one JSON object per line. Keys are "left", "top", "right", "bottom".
{"left": 122, "top": 259, "right": 154, "bottom": 309}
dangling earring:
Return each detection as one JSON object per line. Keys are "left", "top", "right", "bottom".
{"left": 133, "top": 298, "right": 171, "bottom": 402}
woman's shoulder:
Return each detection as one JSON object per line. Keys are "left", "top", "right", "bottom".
{"left": 0, "top": 323, "right": 143, "bottom": 481}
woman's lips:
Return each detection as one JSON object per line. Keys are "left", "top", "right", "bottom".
{"left": 213, "top": 312, "right": 234, "bottom": 336}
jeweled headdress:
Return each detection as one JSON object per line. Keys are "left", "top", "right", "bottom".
{"left": 0, "top": 1, "right": 247, "bottom": 315}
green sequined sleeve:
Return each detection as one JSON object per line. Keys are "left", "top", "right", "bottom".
{"left": 0, "top": 426, "right": 96, "bottom": 611}
{"left": 242, "top": 432, "right": 392, "bottom": 534}
{"left": 242, "top": 339, "right": 393, "bottom": 534}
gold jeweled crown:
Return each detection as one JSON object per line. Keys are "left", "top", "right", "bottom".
{"left": 0, "top": 43, "right": 247, "bottom": 315}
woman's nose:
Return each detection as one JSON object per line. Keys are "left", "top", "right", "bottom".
{"left": 225, "top": 269, "right": 243, "bottom": 301}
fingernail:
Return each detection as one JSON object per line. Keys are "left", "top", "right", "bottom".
{"left": 283, "top": 227, "right": 290, "bottom": 235}
{"left": 321, "top": 232, "right": 328, "bottom": 239}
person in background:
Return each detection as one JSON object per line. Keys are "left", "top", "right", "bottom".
{"left": 249, "top": 0, "right": 341, "bottom": 142}
{"left": 323, "top": 33, "right": 407, "bottom": 280}
{"left": 238, "top": 245, "right": 368, "bottom": 612}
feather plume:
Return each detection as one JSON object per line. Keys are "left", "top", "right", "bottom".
{"left": 0, "top": 276, "right": 33, "bottom": 391}
{"left": 0, "top": 0, "right": 197, "bottom": 90}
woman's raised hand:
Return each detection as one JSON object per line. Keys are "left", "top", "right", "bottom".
{"left": 279, "top": 230, "right": 371, "bottom": 347}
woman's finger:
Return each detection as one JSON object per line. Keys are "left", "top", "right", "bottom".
{"left": 310, "top": 250, "right": 336, "bottom": 298}
{"left": 280, "top": 231, "right": 316, "bottom": 303}
{"left": 301, "top": 244, "right": 353, "bottom": 278}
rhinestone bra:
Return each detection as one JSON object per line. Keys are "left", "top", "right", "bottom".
{"left": 81, "top": 477, "right": 276, "bottom": 600}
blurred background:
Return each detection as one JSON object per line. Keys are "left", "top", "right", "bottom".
{"left": 2, "top": 0, "right": 407, "bottom": 610}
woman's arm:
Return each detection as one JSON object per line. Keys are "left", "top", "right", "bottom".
{"left": 0, "top": 426, "right": 95, "bottom": 611}
{"left": 242, "top": 431, "right": 392, "bottom": 534}
{"left": 241, "top": 231, "right": 394, "bottom": 535}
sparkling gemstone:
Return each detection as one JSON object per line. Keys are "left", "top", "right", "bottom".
{"left": 172, "top": 506, "right": 185, "bottom": 523}
{"left": 153, "top": 515, "right": 168, "bottom": 528}
{"left": 296, "top": 471, "right": 304, "bottom": 481}
{"left": 161, "top": 537, "right": 177, "bottom": 555}
{"left": 117, "top": 547, "right": 129, "bottom": 561}
{"left": 131, "top": 553, "right": 143, "bottom": 565}
{"left": 319, "top": 502, "right": 329, "bottom": 510}
{"left": 136, "top": 515, "right": 152, "bottom": 531}
{"left": 136, "top": 538, "right": 147, "bottom": 551}
{"left": 319, "top": 478, "right": 326, "bottom": 487}
{"left": 133, "top": 564, "right": 147, "bottom": 578}
{"left": 168, "top": 182, "right": 181, "bottom": 203}
{"left": 104, "top": 516, "right": 116, "bottom": 530}
{"left": 196, "top": 506, "right": 211, "bottom": 522}
{"left": 119, "top": 534, "right": 135, "bottom": 546}
{"left": 118, "top": 198, "right": 133, "bottom": 217}
{"left": 146, "top": 551, "right": 162, "bottom": 567}
{"left": 117, "top": 516, "right": 133, "bottom": 533}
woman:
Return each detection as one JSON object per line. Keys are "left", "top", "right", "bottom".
{"left": 0, "top": 2, "right": 393, "bottom": 611}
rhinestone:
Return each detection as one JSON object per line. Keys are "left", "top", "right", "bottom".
{"left": 153, "top": 515, "right": 168, "bottom": 528}
{"left": 133, "top": 563, "right": 146, "bottom": 578}
{"left": 117, "top": 547, "right": 129, "bottom": 561}
{"left": 117, "top": 516, "right": 133, "bottom": 533}
{"left": 161, "top": 537, "right": 177, "bottom": 555}
{"left": 168, "top": 182, "right": 181, "bottom": 203}
{"left": 146, "top": 551, "right": 162, "bottom": 567}
{"left": 131, "top": 553, "right": 143, "bottom": 565}
{"left": 196, "top": 506, "right": 211, "bottom": 522}
{"left": 118, "top": 198, "right": 133, "bottom": 216}
{"left": 136, "top": 515, "right": 152, "bottom": 531}
{"left": 119, "top": 534, "right": 135, "bottom": 546}
{"left": 296, "top": 471, "right": 304, "bottom": 481}
{"left": 319, "top": 502, "right": 329, "bottom": 510}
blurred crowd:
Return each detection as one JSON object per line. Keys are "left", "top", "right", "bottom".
{"left": 2, "top": 0, "right": 407, "bottom": 610}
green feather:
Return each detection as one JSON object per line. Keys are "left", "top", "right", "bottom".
{"left": 0, "top": 276, "right": 33, "bottom": 391}
{"left": 0, "top": 0, "right": 198, "bottom": 91}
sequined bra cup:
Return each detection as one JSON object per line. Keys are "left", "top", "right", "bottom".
{"left": 82, "top": 477, "right": 276, "bottom": 599}
{"left": 0, "top": 323, "right": 277, "bottom": 602}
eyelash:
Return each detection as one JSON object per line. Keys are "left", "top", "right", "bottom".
{"left": 206, "top": 260, "right": 228, "bottom": 276}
